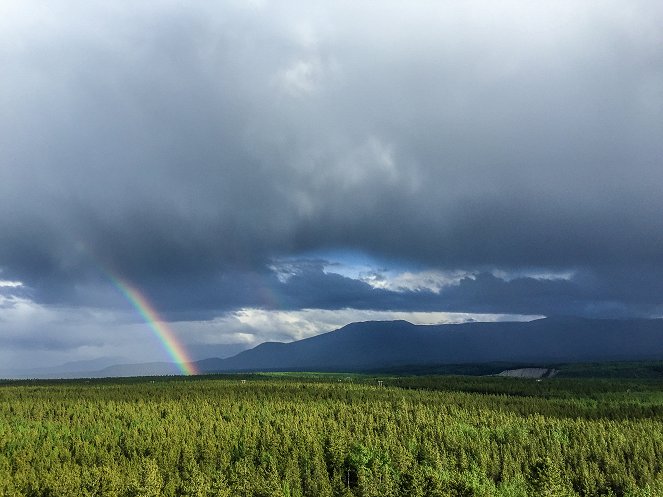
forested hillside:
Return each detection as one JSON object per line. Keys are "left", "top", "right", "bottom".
{"left": 1, "top": 375, "right": 662, "bottom": 496}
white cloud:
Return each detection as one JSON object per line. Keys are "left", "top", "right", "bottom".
{"left": 491, "top": 269, "right": 575, "bottom": 282}
{"left": 180, "top": 307, "right": 540, "bottom": 346}
{"left": 317, "top": 256, "right": 475, "bottom": 294}
{"left": 322, "top": 258, "right": 575, "bottom": 293}
{"left": 277, "top": 58, "right": 323, "bottom": 96}
{"left": 361, "top": 270, "right": 475, "bottom": 293}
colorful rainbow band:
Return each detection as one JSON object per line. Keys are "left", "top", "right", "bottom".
{"left": 111, "top": 276, "right": 198, "bottom": 375}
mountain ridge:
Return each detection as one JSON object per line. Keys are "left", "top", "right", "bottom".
{"left": 197, "top": 316, "right": 663, "bottom": 373}
{"left": 4, "top": 317, "right": 663, "bottom": 379}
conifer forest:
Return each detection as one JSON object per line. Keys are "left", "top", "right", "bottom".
{"left": 1, "top": 374, "right": 662, "bottom": 497}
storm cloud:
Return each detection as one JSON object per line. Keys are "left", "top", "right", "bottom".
{"left": 1, "top": 1, "right": 662, "bottom": 367}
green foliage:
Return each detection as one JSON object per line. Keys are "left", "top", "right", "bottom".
{"left": 0, "top": 375, "right": 661, "bottom": 496}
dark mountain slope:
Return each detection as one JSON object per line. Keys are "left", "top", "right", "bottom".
{"left": 198, "top": 317, "right": 663, "bottom": 373}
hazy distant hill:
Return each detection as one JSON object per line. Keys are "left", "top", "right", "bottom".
{"left": 0, "top": 356, "right": 127, "bottom": 379}
{"left": 197, "top": 317, "right": 663, "bottom": 373}
{"left": 0, "top": 360, "right": 180, "bottom": 380}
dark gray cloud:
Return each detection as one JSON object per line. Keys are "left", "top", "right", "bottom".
{"left": 1, "top": 1, "right": 662, "bottom": 322}
{"left": 272, "top": 265, "right": 663, "bottom": 318}
{"left": 37, "top": 262, "right": 659, "bottom": 321}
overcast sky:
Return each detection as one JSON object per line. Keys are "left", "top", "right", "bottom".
{"left": 1, "top": 1, "right": 662, "bottom": 370}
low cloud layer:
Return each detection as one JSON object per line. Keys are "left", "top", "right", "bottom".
{"left": 1, "top": 1, "right": 662, "bottom": 367}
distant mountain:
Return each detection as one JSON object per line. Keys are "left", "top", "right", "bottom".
{"left": 0, "top": 356, "right": 128, "bottom": 379}
{"left": 94, "top": 361, "right": 182, "bottom": 377}
{"left": 0, "top": 359, "right": 182, "bottom": 380}
{"left": 196, "top": 317, "right": 663, "bottom": 373}
{"left": 0, "top": 344, "right": 250, "bottom": 379}
{"left": 4, "top": 317, "right": 662, "bottom": 379}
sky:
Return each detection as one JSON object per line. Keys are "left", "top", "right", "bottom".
{"left": 1, "top": 1, "right": 662, "bottom": 370}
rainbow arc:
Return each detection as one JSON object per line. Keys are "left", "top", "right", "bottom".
{"left": 110, "top": 276, "right": 198, "bottom": 376}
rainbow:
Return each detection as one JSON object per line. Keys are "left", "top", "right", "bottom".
{"left": 110, "top": 276, "right": 198, "bottom": 376}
